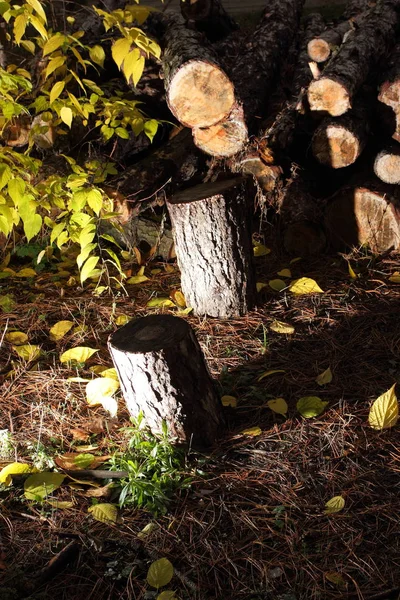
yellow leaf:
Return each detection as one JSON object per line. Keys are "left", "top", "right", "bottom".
{"left": 43, "top": 33, "right": 65, "bottom": 56}
{"left": 257, "top": 370, "right": 285, "bottom": 382}
{"left": 277, "top": 268, "right": 291, "bottom": 278}
{"left": 253, "top": 243, "right": 271, "bottom": 257}
{"left": 47, "top": 500, "right": 74, "bottom": 509}
{"left": 45, "top": 55, "right": 65, "bottom": 78}
{"left": 90, "top": 365, "right": 108, "bottom": 374}
{"left": 126, "top": 275, "right": 149, "bottom": 284}
{"left": 147, "top": 558, "right": 174, "bottom": 589}
{"left": 269, "top": 279, "right": 286, "bottom": 292}
{"left": 115, "top": 314, "right": 129, "bottom": 326}
{"left": 100, "top": 368, "right": 119, "bottom": 381}
{"left": 347, "top": 262, "right": 357, "bottom": 280}
{"left": 368, "top": 384, "right": 398, "bottom": 430}
{"left": 60, "top": 106, "right": 73, "bottom": 128}
{"left": 267, "top": 398, "right": 288, "bottom": 416}
{"left": 89, "top": 45, "right": 105, "bottom": 68}
{"left": 289, "top": 277, "right": 324, "bottom": 295}
{"left": 80, "top": 255, "right": 100, "bottom": 284}
{"left": 147, "top": 297, "right": 175, "bottom": 308}
{"left": 98, "top": 396, "right": 118, "bottom": 417}
{"left": 24, "top": 472, "right": 65, "bottom": 500}
{"left": 112, "top": 37, "right": 132, "bottom": 69}
{"left": 0, "top": 462, "right": 32, "bottom": 486}
{"left": 389, "top": 271, "right": 400, "bottom": 283}
{"left": 60, "top": 346, "right": 98, "bottom": 364}
{"left": 50, "top": 80, "right": 65, "bottom": 104}
{"left": 325, "top": 572, "right": 346, "bottom": 588}
{"left": 289, "top": 257, "right": 302, "bottom": 264}
{"left": 15, "top": 268, "right": 37, "bottom": 278}
{"left": 157, "top": 592, "right": 177, "bottom": 600}
{"left": 151, "top": 268, "right": 162, "bottom": 275}
{"left": 324, "top": 495, "right": 345, "bottom": 514}
{"left": 123, "top": 49, "right": 145, "bottom": 85}
{"left": 241, "top": 426, "right": 262, "bottom": 436}
{"left": 137, "top": 522, "right": 159, "bottom": 539}
{"left": 86, "top": 377, "right": 120, "bottom": 405}
{"left": 26, "top": 0, "right": 47, "bottom": 23}
{"left": 221, "top": 395, "right": 237, "bottom": 408}
{"left": 269, "top": 321, "right": 295, "bottom": 335}
{"left": 67, "top": 377, "right": 91, "bottom": 383}
{"left": 170, "top": 290, "right": 186, "bottom": 308}
{"left": 256, "top": 282, "right": 268, "bottom": 292}
{"left": 5, "top": 331, "right": 28, "bottom": 345}
{"left": 88, "top": 503, "right": 118, "bottom": 524}
{"left": 316, "top": 367, "right": 333, "bottom": 386}
{"left": 50, "top": 320, "right": 74, "bottom": 341}
{"left": 13, "top": 344, "right": 41, "bottom": 361}
{"left": 297, "top": 396, "right": 328, "bottom": 418}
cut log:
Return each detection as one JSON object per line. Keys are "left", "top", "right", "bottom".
{"left": 307, "top": 1, "right": 400, "bottom": 116}
{"left": 192, "top": 102, "right": 248, "bottom": 158}
{"left": 325, "top": 179, "right": 400, "bottom": 252}
{"left": 108, "top": 315, "right": 224, "bottom": 448}
{"left": 378, "top": 43, "right": 400, "bottom": 143}
{"left": 160, "top": 11, "right": 235, "bottom": 128}
{"left": 167, "top": 178, "right": 256, "bottom": 318}
{"left": 311, "top": 103, "right": 369, "bottom": 168}
{"left": 180, "top": 0, "right": 238, "bottom": 42}
{"left": 374, "top": 146, "right": 400, "bottom": 184}
{"left": 292, "top": 12, "right": 326, "bottom": 96}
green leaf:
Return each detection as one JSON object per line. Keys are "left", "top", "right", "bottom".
{"left": 0, "top": 294, "right": 16, "bottom": 312}
{"left": 74, "top": 453, "right": 96, "bottom": 469}
{"left": 24, "top": 472, "right": 65, "bottom": 500}
{"left": 324, "top": 495, "right": 345, "bottom": 514}
{"left": 89, "top": 45, "right": 105, "bottom": 68}
{"left": 50, "top": 320, "right": 74, "bottom": 342}
{"left": 297, "top": 396, "right": 328, "bottom": 418}
{"left": 269, "top": 279, "right": 286, "bottom": 292}
{"left": 144, "top": 119, "right": 159, "bottom": 142}
{"left": 80, "top": 255, "right": 100, "bottom": 284}
{"left": 86, "top": 188, "right": 103, "bottom": 216}
{"left": 60, "top": 106, "right": 73, "bottom": 128}
{"left": 50, "top": 80, "right": 65, "bottom": 104}
{"left": 88, "top": 503, "right": 118, "bottom": 523}
{"left": 147, "top": 558, "right": 174, "bottom": 589}
{"left": 368, "top": 384, "right": 398, "bottom": 430}
{"left": 60, "top": 346, "right": 98, "bottom": 364}
{"left": 316, "top": 367, "right": 333, "bottom": 386}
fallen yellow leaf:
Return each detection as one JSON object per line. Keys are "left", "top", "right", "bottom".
{"left": 221, "top": 395, "right": 237, "bottom": 408}
{"left": 267, "top": 398, "right": 288, "bottom": 416}
{"left": 269, "top": 279, "right": 287, "bottom": 292}
{"left": 258, "top": 369, "right": 285, "bottom": 382}
{"left": 269, "top": 320, "right": 295, "bottom": 335}
{"left": 368, "top": 384, "right": 398, "bottom": 430}
{"left": 289, "top": 277, "right": 324, "bottom": 295}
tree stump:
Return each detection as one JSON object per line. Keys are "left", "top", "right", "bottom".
{"left": 108, "top": 314, "right": 224, "bottom": 449}
{"left": 167, "top": 178, "right": 256, "bottom": 318}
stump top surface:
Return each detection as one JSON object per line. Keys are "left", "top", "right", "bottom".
{"left": 169, "top": 177, "right": 244, "bottom": 205}
{"left": 109, "top": 314, "right": 191, "bottom": 353}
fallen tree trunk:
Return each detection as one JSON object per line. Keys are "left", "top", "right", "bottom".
{"left": 167, "top": 178, "right": 256, "bottom": 318}
{"left": 108, "top": 314, "right": 224, "bottom": 448}
{"left": 160, "top": 11, "right": 235, "bottom": 128}
{"left": 325, "top": 178, "right": 400, "bottom": 252}
{"left": 307, "top": 1, "right": 400, "bottom": 116}
{"left": 192, "top": 103, "right": 248, "bottom": 158}
{"left": 378, "top": 43, "right": 400, "bottom": 143}
{"left": 374, "top": 146, "right": 400, "bottom": 184}
{"left": 180, "top": 0, "right": 238, "bottom": 42}
{"left": 311, "top": 102, "right": 370, "bottom": 168}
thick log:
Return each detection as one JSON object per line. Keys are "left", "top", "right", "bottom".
{"left": 307, "top": 1, "right": 400, "bottom": 116}
{"left": 311, "top": 103, "right": 369, "bottom": 168}
{"left": 180, "top": 0, "right": 238, "bottom": 42}
{"left": 374, "top": 146, "right": 400, "bottom": 184}
{"left": 108, "top": 315, "right": 224, "bottom": 448}
{"left": 167, "top": 178, "right": 256, "bottom": 318}
{"left": 160, "top": 11, "right": 235, "bottom": 128}
{"left": 378, "top": 43, "right": 400, "bottom": 143}
{"left": 192, "top": 103, "right": 248, "bottom": 158}
{"left": 325, "top": 179, "right": 400, "bottom": 252}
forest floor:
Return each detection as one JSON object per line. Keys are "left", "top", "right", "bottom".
{"left": 1, "top": 219, "right": 400, "bottom": 600}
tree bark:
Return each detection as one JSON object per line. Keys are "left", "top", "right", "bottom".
{"left": 180, "top": 0, "right": 238, "bottom": 42}
{"left": 325, "top": 178, "right": 400, "bottom": 253}
{"left": 378, "top": 43, "right": 400, "bottom": 143}
{"left": 159, "top": 11, "right": 235, "bottom": 128}
{"left": 307, "top": 1, "right": 400, "bottom": 116}
{"left": 307, "top": 20, "right": 354, "bottom": 63}
{"left": 108, "top": 315, "right": 224, "bottom": 449}
{"left": 374, "top": 146, "right": 400, "bottom": 184}
{"left": 167, "top": 178, "right": 256, "bottom": 318}
{"left": 311, "top": 102, "right": 369, "bottom": 168}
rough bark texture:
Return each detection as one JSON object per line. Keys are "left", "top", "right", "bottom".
{"left": 180, "top": 0, "right": 238, "bottom": 42}
{"left": 325, "top": 179, "right": 400, "bottom": 252}
{"left": 108, "top": 315, "right": 224, "bottom": 448}
{"left": 378, "top": 43, "right": 400, "bottom": 143}
{"left": 167, "top": 178, "right": 256, "bottom": 318}
{"left": 160, "top": 11, "right": 235, "bottom": 128}
{"left": 307, "top": 1, "right": 400, "bottom": 116}
{"left": 230, "top": 0, "right": 305, "bottom": 133}
{"left": 374, "top": 146, "right": 400, "bottom": 184}
{"left": 192, "top": 102, "right": 248, "bottom": 157}
{"left": 307, "top": 20, "right": 353, "bottom": 63}
{"left": 311, "top": 103, "right": 369, "bottom": 168}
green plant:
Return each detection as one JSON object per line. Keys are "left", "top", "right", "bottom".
{"left": 109, "top": 414, "right": 191, "bottom": 514}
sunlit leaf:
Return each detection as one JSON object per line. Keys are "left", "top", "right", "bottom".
{"left": 241, "top": 426, "right": 262, "bottom": 436}
{"left": 13, "top": 344, "right": 41, "bottom": 361}
{"left": 86, "top": 378, "right": 119, "bottom": 405}
{"left": 60, "top": 106, "right": 73, "bottom": 128}
{"left": 89, "top": 45, "right": 105, "bottom": 68}
{"left": 389, "top": 271, "right": 400, "bottom": 283}
{"left": 126, "top": 274, "right": 149, "bottom": 284}
{"left": 50, "top": 320, "right": 74, "bottom": 341}
{"left": 137, "top": 522, "right": 160, "bottom": 539}
{"left": 0, "top": 462, "right": 32, "bottom": 486}
{"left": 253, "top": 243, "right": 271, "bottom": 257}
{"left": 115, "top": 314, "right": 129, "bottom": 326}
{"left": 297, "top": 396, "right": 328, "bottom": 418}
{"left": 324, "top": 495, "right": 345, "bottom": 514}
{"left": 80, "top": 255, "right": 100, "bottom": 284}
{"left": 24, "top": 472, "right": 65, "bottom": 500}
{"left": 277, "top": 268, "right": 291, "bottom": 278}
{"left": 147, "top": 558, "right": 174, "bottom": 589}
{"left": 257, "top": 369, "right": 285, "bottom": 382}
{"left": 347, "top": 262, "right": 357, "bottom": 280}
{"left": 100, "top": 368, "right": 119, "bottom": 381}
{"left": 0, "top": 295, "right": 15, "bottom": 312}
{"left": 267, "top": 398, "right": 288, "bottom": 416}
{"left": 55, "top": 452, "right": 102, "bottom": 470}
{"left": 221, "top": 395, "right": 237, "bottom": 408}
{"left": 269, "top": 321, "right": 294, "bottom": 335}
{"left": 88, "top": 503, "right": 118, "bottom": 523}
{"left": 368, "top": 384, "right": 398, "bottom": 430}
{"left": 98, "top": 396, "right": 118, "bottom": 417}
{"left": 15, "top": 268, "right": 37, "bottom": 278}
{"left": 316, "top": 367, "right": 333, "bottom": 386}
{"left": 50, "top": 80, "right": 65, "bottom": 104}
{"left": 289, "top": 277, "right": 324, "bottom": 295}
{"left": 147, "top": 297, "right": 175, "bottom": 308}
{"left": 47, "top": 499, "right": 74, "bottom": 509}
{"left": 5, "top": 331, "right": 28, "bottom": 345}
{"left": 60, "top": 346, "right": 98, "bottom": 364}
{"left": 269, "top": 279, "right": 286, "bottom": 292}
{"left": 170, "top": 290, "right": 186, "bottom": 308}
